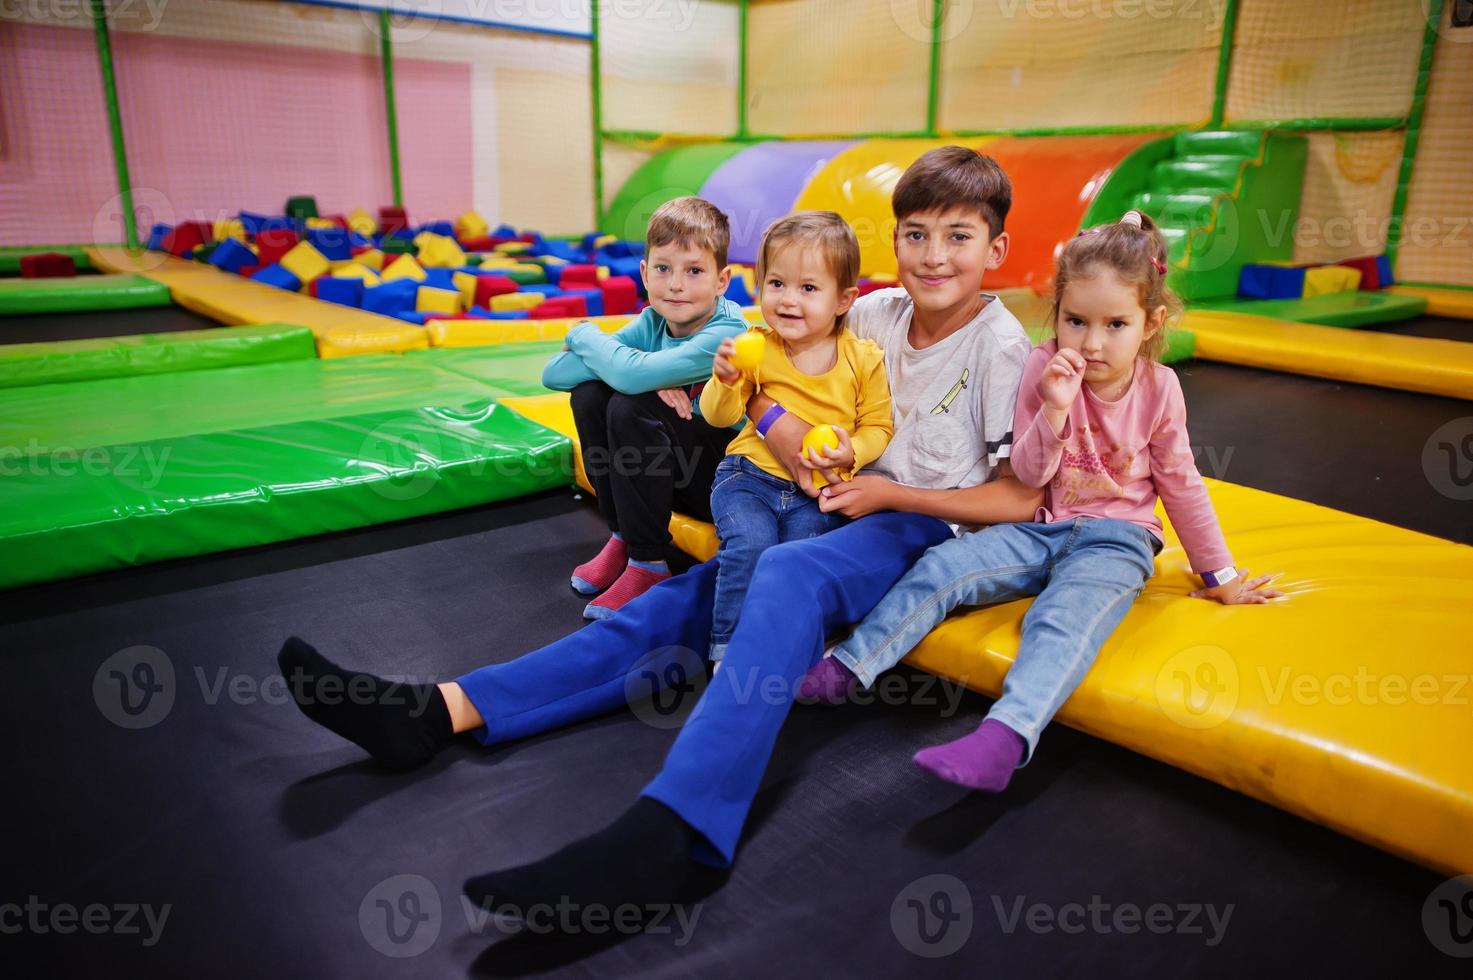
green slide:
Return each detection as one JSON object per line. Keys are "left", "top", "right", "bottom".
{"left": 602, "top": 143, "right": 750, "bottom": 242}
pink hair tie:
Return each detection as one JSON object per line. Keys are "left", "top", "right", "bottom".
{"left": 1151, "top": 256, "right": 1167, "bottom": 275}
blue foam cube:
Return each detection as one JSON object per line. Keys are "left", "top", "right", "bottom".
{"left": 251, "top": 263, "right": 302, "bottom": 292}
{"left": 315, "top": 276, "right": 366, "bottom": 307}
{"left": 1376, "top": 254, "right": 1394, "bottom": 288}
{"left": 468, "top": 308, "right": 531, "bottom": 320}
{"left": 306, "top": 227, "right": 353, "bottom": 261}
{"left": 1237, "top": 264, "right": 1305, "bottom": 300}
{"left": 147, "top": 223, "right": 171, "bottom": 251}
{"left": 420, "top": 268, "right": 457, "bottom": 291}
{"left": 566, "top": 288, "right": 604, "bottom": 317}
{"left": 723, "top": 276, "right": 753, "bottom": 306}
{"left": 519, "top": 283, "right": 563, "bottom": 296}
{"left": 362, "top": 278, "right": 420, "bottom": 315}
{"left": 419, "top": 221, "right": 455, "bottom": 238}
{"left": 494, "top": 224, "right": 520, "bottom": 239}
{"left": 208, "top": 238, "right": 257, "bottom": 274}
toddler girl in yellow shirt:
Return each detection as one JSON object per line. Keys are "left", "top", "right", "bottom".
{"left": 700, "top": 211, "right": 893, "bottom": 661}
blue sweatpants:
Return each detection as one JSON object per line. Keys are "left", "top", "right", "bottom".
{"left": 454, "top": 511, "right": 953, "bottom": 866}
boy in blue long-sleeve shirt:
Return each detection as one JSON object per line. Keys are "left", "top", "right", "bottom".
{"left": 542, "top": 196, "right": 747, "bottom": 618}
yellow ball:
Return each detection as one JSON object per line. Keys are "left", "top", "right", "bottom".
{"left": 730, "top": 330, "right": 766, "bottom": 372}
{"left": 802, "top": 424, "right": 841, "bottom": 487}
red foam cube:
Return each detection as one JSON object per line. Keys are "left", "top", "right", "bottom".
{"left": 254, "top": 228, "right": 300, "bottom": 266}
{"left": 473, "top": 275, "right": 519, "bottom": 307}
{"left": 559, "top": 264, "right": 599, "bottom": 289}
{"left": 1335, "top": 255, "right": 1382, "bottom": 291}
{"left": 379, "top": 206, "right": 410, "bottom": 236}
{"left": 531, "top": 296, "right": 587, "bottom": 319}
{"left": 236, "top": 263, "right": 262, "bottom": 279}
{"left": 162, "top": 220, "right": 212, "bottom": 257}
{"left": 18, "top": 252, "right": 76, "bottom": 278}
{"left": 598, "top": 275, "right": 638, "bottom": 315}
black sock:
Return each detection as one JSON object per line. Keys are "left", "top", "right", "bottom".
{"left": 277, "top": 636, "right": 453, "bottom": 771}
{"left": 464, "top": 797, "right": 697, "bottom": 926}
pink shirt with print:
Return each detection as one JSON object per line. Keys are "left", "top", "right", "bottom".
{"left": 1008, "top": 341, "right": 1233, "bottom": 574}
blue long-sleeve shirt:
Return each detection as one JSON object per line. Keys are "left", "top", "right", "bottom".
{"left": 541, "top": 298, "right": 748, "bottom": 410}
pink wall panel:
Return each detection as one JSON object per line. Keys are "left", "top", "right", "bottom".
{"left": 0, "top": 24, "right": 123, "bottom": 245}
{"left": 393, "top": 59, "right": 475, "bottom": 224}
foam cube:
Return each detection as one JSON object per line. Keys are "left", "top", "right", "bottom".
{"left": 454, "top": 210, "right": 489, "bottom": 241}
{"left": 421, "top": 269, "right": 457, "bottom": 292}
{"left": 503, "top": 264, "right": 548, "bottom": 285}
{"left": 417, "top": 234, "right": 467, "bottom": 269}
{"left": 419, "top": 220, "right": 455, "bottom": 238}
{"left": 306, "top": 226, "right": 353, "bottom": 261}
{"left": 362, "top": 278, "right": 420, "bottom": 315}
{"left": 471, "top": 308, "right": 531, "bottom": 320}
{"left": 208, "top": 238, "right": 258, "bottom": 274}
{"left": 162, "top": 221, "right": 212, "bottom": 257}
{"left": 279, "top": 241, "right": 331, "bottom": 284}
{"left": 1335, "top": 255, "right": 1387, "bottom": 292}
{"left": 147, "top": 223, "right": 171, "bottom": 251}
{"left": 213, "top": 217, "right": 248, "bottom": 242}
{"left": 379, "top": 205, "right": 410, "bottom": 236}
{"left": 330, "top": 263, "right": 382, "bottom": 285}
{"left": 518, "top": 283, "right": 563, "bottom": 296}
{"left": 254, "top": 228, "right": 300, "bottom": 266}
{"left": 558, "top": 264, "right": 599, "bottom": 289}
{"left": 1303, "top": 265, "right": 1361, "bottom": 298}
{"left": 452, "top": 270, "right": 479, "bottom": 308}
{"left": 305, "top": 216, "right": 343, "bottom": 231}
{"left": 380, "top": 236, "right": 416, "bottom": 255}
{"left": 252, "top": 263, "right": 302, "bottom": 291}
{"left": 353, "top": 247, "right": 386, "bottom": 271}
{"left": 531, "top": 296, "right": 587, "bottom": 319}
{"left": 19, "top": 252, "right": 77, "bottom": 278}
{"left": 381, "top": 254, "right": 428, "bottom": 283}
{"left": 494, "top": 241, "right": 531, "bottom": 255}
{"left": 592, "top": 233, "right": 617, "bottom": 250}
{"left": 348, "top": 208, "right": 377, "bottom": 236}
{"left": 316, "top": 277, "right": 367, "bottom": 307}
{"left": 600, "top": 275, "right": 639, "bottom": 315}
{"left": 285, "top": 196, "right": 319, "bottom": 222}
{"left": 473, "top": 275, "right": 519, "bottom": 307}
{"left": 1237, "top": 263, "right": 1305, "bottom": 300}
{"left": 564, "top": 288, "right": 603, "bottom": 317}
{"left": 490, "top": 292, "right": 543, "bottom": 313}
{"left": 417, "top": 286, "right": 462, "bottom": 314}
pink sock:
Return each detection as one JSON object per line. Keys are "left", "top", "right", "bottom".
{"left": 796, "top": 657, "right": 856, "bottom": 705}
{"left": 913, "top": 718, "right": 1026, "bottom": 793}
{"left": 584, "top": 562, "right": 670, "bottom": 620}
{"left": 571, "top": 536, "right": 627, "bottom": 595}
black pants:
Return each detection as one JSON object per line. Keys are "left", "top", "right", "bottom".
{"left": 569, "top": 380, "right": 734, "bottom": 561}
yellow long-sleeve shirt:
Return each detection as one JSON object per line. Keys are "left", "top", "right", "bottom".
{"left": 699, "top": 325, "right": 893, "bottom": 481}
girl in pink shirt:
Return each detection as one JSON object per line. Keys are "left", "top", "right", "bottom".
{"left": 801, "top": 210, "right": 1282, "bottom": 792}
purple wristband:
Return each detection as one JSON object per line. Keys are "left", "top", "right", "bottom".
{"left": 755, "top": 403, "right": 787, "bottom": 438}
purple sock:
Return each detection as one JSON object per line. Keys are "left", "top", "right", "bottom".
{"left": 796, "top": 657, "right": 856, "bottom": 705}
{"left": 913, "top": 718, "right": 1026, "bottom": 793}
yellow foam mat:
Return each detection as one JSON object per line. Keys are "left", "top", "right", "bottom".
{"left": 87, "top": 248, "right": 427, "bottom": 358}
{"left": 1388, "top": 285, "right": 1473, "bottom": 320}
{"left": 502, "top": 388, "right": 1472, "bottom": 873}
{"left": 1182, "top": 308, "right": 1473, "bottom": 400}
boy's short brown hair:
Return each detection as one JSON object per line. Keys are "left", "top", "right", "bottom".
{"left": 892, "top": 146, "right": 1012, "bottom": 238}
{"left": 645, "top": 196, "right": 731, "bottom": 268}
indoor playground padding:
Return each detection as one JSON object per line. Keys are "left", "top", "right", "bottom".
{"left": 0, "top": 322, "right": 316, "bottom": 389}
{"left": 0, "top": 273, "right": 171, "bottom": 315}
{"left": 0, "top": 344, "right": 578, "bottom": 590}
{"left": 1388, "top": 284, "right": 1473, "bottom": 320}
{"left": 505, "top": 389, "right": 1473, "bottom": 877}
{"left": 0, "top": 245, "right": 96, "bottom": 275}
{"left": 1193, "top": 291, "right": 1429, "bottom": 328}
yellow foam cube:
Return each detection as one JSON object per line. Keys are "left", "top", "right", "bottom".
{"left": 493, "top": 241, "right": 530, "bottom": 255}
{"left": 355, "top": 248, "right": 386, "bottom": 271}
{"left": 453, "top": 270, "right": 478, "bottom": 308}
{"left": 348, "top": 208, "right": 377, "bottom": 236}
{"left": 1303, "top": 265, "right": 1361, "bottom": 298}
{"left": 213, "top": 218, "right": 247, "bottom": 242}
{"left": 417, "top": 286, "right": 462, "bottom": 314}
{"left": 596, "top": 265, "right": 609, "bottom": 280}
{"left": 381, "top": 254, "right": 427, "bottom": 283}
{"left": 490, "top": 291, "right": 542, "bottom": 313}
{"left": 455, "top": 210, "right": 489, "bottom": 240}
{"left": 474, "top": 256, "right": 518, "bottom": 269}
{"left": 333, "top": 263, "right": 382, "bottom": 286}
{"left": 592, "top": 233, "right": 617, "bottom": 250}
{"left": 280, "top": 241, "right": 331, "bottom": 284}
{"left": 418, "top": 235, "right": 466, "bottom": 270}
{"left": 539, "top": 255, "right": 568, "bottom": 269}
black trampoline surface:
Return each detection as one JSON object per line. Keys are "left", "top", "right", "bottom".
{"left": 1363, "top": 313, "right": 1470, "bottom": 343}
{"left": 0, "top": 305, "right": 221, "bottom": 345}
{"left": 2, "top": 359, "right": 1469, "bottom": 978}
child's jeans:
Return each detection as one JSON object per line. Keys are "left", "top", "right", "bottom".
{"left": 709, "top": 455, "right": 846, "bottom": 660}
{"left": 830, "top": 517, "right": 1160, "bottom": 762}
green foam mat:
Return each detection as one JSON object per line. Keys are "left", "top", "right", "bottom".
{"left": 1193, "top": 291, "right": 1429, "bottom": 327}
{"left": 0, "top": 246, "right": 98, "bottom": 275}
{"left": 408, "top": 341, "right": 562, "bottom": 396}
{"left": 0, "top": 323, "right": 316, "bottom": 390}
{"left": 0, "top": 402, "right": 571, "bottom": 591}
{"left": 0, "top": 273, "right": 171, "bottom": 314}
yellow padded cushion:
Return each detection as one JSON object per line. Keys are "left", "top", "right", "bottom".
{"left": 501, "top": 389, "right": 1473, "bottom": 875}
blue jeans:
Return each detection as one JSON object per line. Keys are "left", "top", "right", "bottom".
{"left": 708, "top": 456, "right": 846, "bottom": 661}
{"left": 453, "top": 510, "right": 954, "bottom": 866}
{"left": 830, "top": 518, "right": 1159, "bottom": 764}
